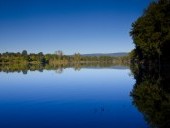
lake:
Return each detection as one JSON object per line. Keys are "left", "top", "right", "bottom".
{"left": 0, "top": 66, "right": 147, "bottom": 128}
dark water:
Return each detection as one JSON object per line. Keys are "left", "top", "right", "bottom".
{"left": 0, "top": 67, "right": 147, "bottom": 128}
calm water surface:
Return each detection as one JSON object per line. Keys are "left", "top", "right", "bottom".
{"left": 0, "top": 67, "right": 147, "bottom": 128}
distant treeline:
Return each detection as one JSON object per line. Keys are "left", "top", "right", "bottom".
{"left": 0, "top": 50, "right": 130, "bottom": 65}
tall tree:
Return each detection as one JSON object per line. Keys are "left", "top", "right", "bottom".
{"left": 55, "top": 50, "right": 63, "bottom": 60}
{"left": 130, "top": 0, "right": 170, "bottom": 63}
{"left": 55, "top": 50, "right": 63, "bottom": 56}
{"left": 22, "top": 50, "right": 28, "bottom": 56}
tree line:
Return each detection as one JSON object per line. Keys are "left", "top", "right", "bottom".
{"left": 0, "top": 50, "right": 130, "bottom": 65}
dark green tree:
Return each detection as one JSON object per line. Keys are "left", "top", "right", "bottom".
{"left": 22, "top": 50, "right": 28, "bottom": 56}
{"left": 130, "top": 0, "right": 170, "bottom": 64}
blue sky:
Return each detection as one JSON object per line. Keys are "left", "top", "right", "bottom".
{"left": 0, "top": 0, "right": 151, "bottom": 54}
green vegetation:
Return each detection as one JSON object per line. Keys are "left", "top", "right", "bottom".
{"left": 130, "top": 0, "right": 170, "bottom": 127}
{"left": 0, "top": 50, "right": 130, "bottom": 65}
{"left": 130, "top": 0, "right": 170, "bottom": 65}
{"left": 0, "top": 50, "right": 130, "bottom": 73}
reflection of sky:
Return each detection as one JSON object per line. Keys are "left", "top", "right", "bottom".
{"left": 0, "top": 68, "right": 146, "bottom": 128}
{"left": 0, "top": 0, "right": 151, "bottom": 54}
{"left": 0, "top": 69, "right": 133, "bottom": 101}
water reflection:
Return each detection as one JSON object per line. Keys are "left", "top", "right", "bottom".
{"left": 0, "top": 62, "right": 129, "bottom": 74}
{"left": 130, "top": 63, "right": 170, "bottom": 128}
{"left": 0, "top": 64, "right": 146, "bottom": 128}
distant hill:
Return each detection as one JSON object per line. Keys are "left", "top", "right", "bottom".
{"left": 81, "top": 52, "right": 129, "bottom": 57}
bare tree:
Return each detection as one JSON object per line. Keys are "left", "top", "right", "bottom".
{"left": 55, "top": 50, "right": 63, "bottom": 57}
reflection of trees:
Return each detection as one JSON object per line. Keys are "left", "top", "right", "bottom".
{"left": 73, "top": 63, "right": 81, "bottom": 71}
{"left": 0, "top": 62, "right": 128, "bottom": 74}
{"left": 55, "top": 68, "right": 63, "bottom": 74}
{"left": 130, "top": 63, "right": 170, "bottom": 128}
{"left": 22, "top": 70, "right": 28, "bottom": 74}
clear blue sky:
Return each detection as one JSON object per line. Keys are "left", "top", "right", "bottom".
{"left": 0, "top": 0, "right": 151, "bottom": 54}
